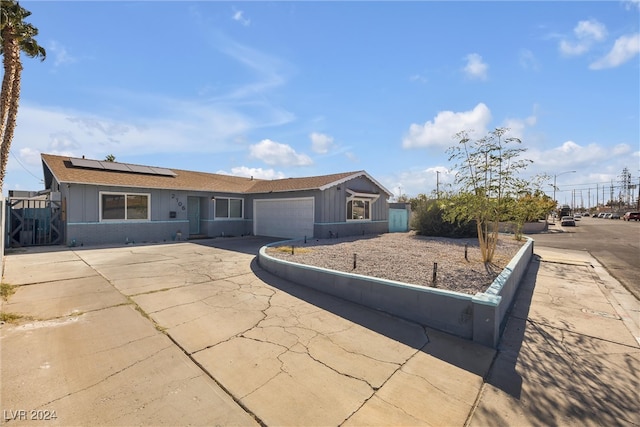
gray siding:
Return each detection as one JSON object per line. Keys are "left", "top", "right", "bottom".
{"left": 315, "top": 176, "right": 389, "bottom": 238}
{"left": 317, "top": 176, "right": 388, "bottom": 223}
{"left": 55, "top": 173, "right": 390, "bottom": 246}
{"left": 63, "top": 184, "right": 252, "bottom": 245}
{"left": 246, "top": 190, "right": 319, "bottom": 209}
{"left": 204, "top": 193, "right": 252, "bottom": 237}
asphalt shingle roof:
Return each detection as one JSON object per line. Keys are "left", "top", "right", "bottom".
{"left": 41, "top": 154, "right": 378, "bottom": 195}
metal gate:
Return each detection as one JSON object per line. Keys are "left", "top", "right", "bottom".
{"left": 7, "top": 197, "right": 64, "bottom": 247}
{"left": 389, "top": 208, "right": 409, "bottom": 232}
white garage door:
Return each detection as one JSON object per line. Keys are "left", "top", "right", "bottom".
{"left": 254, "top": 197, "right": 314, "bottom": 239}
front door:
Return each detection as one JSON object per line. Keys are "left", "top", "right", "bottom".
{"left": 187, "top": 197, "right": 200, "bottom": 235}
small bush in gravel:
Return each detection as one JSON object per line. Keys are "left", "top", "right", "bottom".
{"left": 411, "top": 198, "right": 476, "bottom": 238}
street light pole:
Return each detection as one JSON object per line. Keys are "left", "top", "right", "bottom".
{"left": 553, "top": 170, "right": 576, "bottom": 208}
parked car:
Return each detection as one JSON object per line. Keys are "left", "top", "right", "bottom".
{"left": 623, "top": 212, "right": 640, "bottom": 221}
{"left": 596, "top": 213, "right": 606, "bottom": 218}
{"left": 574, "top": 213, "right": 582, "bottom": 220}
{"left": 583, "top": 213, "right": 590, "bottom": 217}
{"left": 561, "top": 216, "right": 576, "bottom": 226}
{"left": 611, "top": 212, "right": 621, "bottom": 219}
{"left": 604, "top": 213, "right": 613, "bottom": 219}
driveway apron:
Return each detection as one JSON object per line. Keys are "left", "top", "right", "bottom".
{"left": 2, "top": 238, "right": 637, "bottom": 426}
{"left": 1, "top": 239, "right": 495, "bottom": 426}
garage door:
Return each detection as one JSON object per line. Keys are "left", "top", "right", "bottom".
{"left": 254, "top": 197, "right": 314, "bottom": 239}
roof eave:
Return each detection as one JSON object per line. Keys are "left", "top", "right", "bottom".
{"left": 57, "top": 180, "right": 250, "bottom": 194}
{"left": 41, "top": 155, "right": 60, "bottom": 190}
{"left": 318, "top": 171, "right": 393, "bottom": 197}
{"left": 245, "top": 186, "right": 320, "bottom": 195}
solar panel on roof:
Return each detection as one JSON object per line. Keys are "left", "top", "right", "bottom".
{"left": 149, "top": 167, "right": 177, "bottom": 177}
{"left": 70, "top": 158, "right": 105, "bottom": 169}
{"left": 127, "top": 164, "right": 156, "bottom": 174}
{"left": 99, "top": 161, "right": 130, "bottom": 172}
{"left": 70, "top": 157, "right": 176, "bottom": 177}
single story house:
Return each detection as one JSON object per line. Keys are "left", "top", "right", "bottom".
{"left": 33, "top": 153, "right": 393, "bottom": 246}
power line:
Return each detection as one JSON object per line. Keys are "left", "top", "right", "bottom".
{"left": 10, "top": 150, "right": 44, "bottom": 183}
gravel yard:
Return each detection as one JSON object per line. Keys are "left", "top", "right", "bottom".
{"left": 265, "top": 231, "right": 525, "bottom": 295}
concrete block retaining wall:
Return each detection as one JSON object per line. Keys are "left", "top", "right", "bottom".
{"left": 258, "top": 236, "right": 534, "bottom": 348}
{"left": 314, "top": 221, "right": 389, "bottom": 240}
{"left": 498, "top": 221, "right": 548, "bottom": 234}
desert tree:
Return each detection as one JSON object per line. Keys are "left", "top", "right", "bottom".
{"left": 444, "top": 127, "right": 532, "bottom": 263}
{"left": 0, "top": 0, "right": 46, "bottom": 192}
{"left": 504, "top": 186, "right": 556, "bottom": 241}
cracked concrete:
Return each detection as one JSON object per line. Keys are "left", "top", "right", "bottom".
{"left": 469, "top": 247, "right": 640, "bottom": 427}
{"left": 2, "top": 238, "right": 638, "bottom": 426}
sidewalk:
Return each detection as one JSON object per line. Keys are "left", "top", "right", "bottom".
{"left": 469, "top": 246, "right": 639, "bottom": 426}
{"left": 1, "top": 240, "right": 638, "bottom": 426}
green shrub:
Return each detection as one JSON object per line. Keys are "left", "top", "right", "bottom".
{"left": 411, "top": 198, "right": 476, "bottom": 238}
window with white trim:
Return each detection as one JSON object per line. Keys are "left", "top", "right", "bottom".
{"left": 215, "top": 197, "right": 243, "bottom": 219}
{"left": 100, "top": 192, "right": 150, "bottom": 221}
{"left": 346, "top": 189, "right": 379, "bottom": 221}
{"left": 347, "top": 199, "right": 371, "bottom": 220}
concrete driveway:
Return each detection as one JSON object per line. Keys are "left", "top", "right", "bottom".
{"left": 1, "top": 237, "right": 496, "bottom": 426}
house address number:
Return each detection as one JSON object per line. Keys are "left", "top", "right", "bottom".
{"left": 171, "top": 193, "right": 186, "bottom": 210}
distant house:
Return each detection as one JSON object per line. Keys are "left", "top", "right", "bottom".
{"left": 28, "top": 153, "right": 392, "bottom": 246}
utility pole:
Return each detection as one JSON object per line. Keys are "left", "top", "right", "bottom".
{"left": 553, "top": 170, "right": 576, "bottom": 208}
{"left": 620, "top": 167, "right": 631, "bottom": 206}
{"left": 610, "top": 180, "right": 614, "bottom": 210}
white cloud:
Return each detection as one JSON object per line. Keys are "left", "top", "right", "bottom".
{"left": 232, "top": 9, "right": 250, "bottom": 26}
{"left": 623, "top": 0, "right": 640, "bottom": 10}
{"left": 381, "top": 166, "right": 456, "bottom": 198}
{"left": 528, "top": 140, "right": 633, "bottom": 170}
{"left": 559, "top": 19, "right": 607, "bottom": 56}
{"left": 463, "top": 53, "right": 488, "bottom": 80}
{"left": 310, "top": 132, "right": 335, "bottom": 154}
{"left": 249, "top": 139, "right": 313, "bottom": 166}
{"left": 9, "top": 101, "right": 254, "bottom": 170}
{"left": 611, "top": 143, "right": 633, "bottom": 155}
{"left": 559, "top": 39, "right": 590, "bottom": 56}
{"left": 48, "top": 41, "right": 76, "bottom": 67}
{"left": 187, "top": 30, "right": 295, "bottom": 124}
{"left": 519, "top": 49, "right": 540, "bottom": 71}
{"left": 402, "top": 103, "right": 492, "bottom": 149}
{"left": 218, "top": 166, "right": 285, "bottom": 180}
{"left": 590, "top": 33, "right": 640, "bottom": 69}
{"left": 66, "top": 116, "right": 132, "bottom": 138}
{"left": 345, "top": 152, "right": 358, "bottom": 162}
{"left": 213, "top": 34, "right": 290, "bottom": 100}
{"left": 502, "top": 107, "right": 538, "bottom": 141}
{"left": 18, "top": 147, "right": 46, "bottom": 167}
{"left": 574, "top": 19, "right": 607, "bottom": 41}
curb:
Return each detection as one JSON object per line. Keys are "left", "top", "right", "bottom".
{"left": 258, "top": 236, "right": 534, "bottom": 348}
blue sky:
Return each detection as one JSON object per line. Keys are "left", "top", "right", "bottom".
{"left": 7, "top": 1, "right": 640, "bottom": 206}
